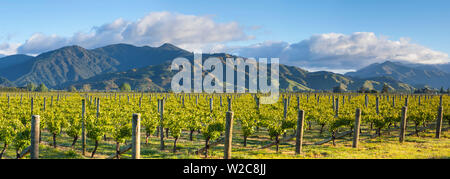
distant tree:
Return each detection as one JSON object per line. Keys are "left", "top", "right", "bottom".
{"left": 69, "top": 85, "right": 77, "bottom": 92}
{"left": 440, "top": 87, "right": 445, "bottom": 93}
{"left": 120, "top": 83, "right": 132, "bottom": 92}
{"left": 26, "top": 82, "right": 36, "bottom": 91}
{"left": 414, "top": 87, "right": 436, "bottom": 94}
{"left": 447, "top": 88, "right": 450, "bottom": 94}
{"left": 425, "top": 87, "right": 435, "bottom": 94}
{"left": 333, "top": 86, "right": 344, "bottom": 93}
{"left": 358, "top": 87, "right": 367, "bottom": 93}
{"left": 36, "top": 83, "right": 49, "bottom": 92}
{"left": 82, "top": 84, "right": 91, "bottom": 92}
{"left": 381, "top": 84, "right": 389, "bottom": 93}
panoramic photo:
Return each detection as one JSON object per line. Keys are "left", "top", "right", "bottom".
{"left": 0, "top": 0, "right": 448, "bottom": 171}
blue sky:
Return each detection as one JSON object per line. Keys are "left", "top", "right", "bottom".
{"left": 1, "top": 0, "right": 449, "bottom": 72}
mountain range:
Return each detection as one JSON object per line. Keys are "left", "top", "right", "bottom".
{"left": 346, "top": 61, "right": 450, "bottom": 89}
{"left": 0, "top": 43, "right": 448, "bottom": 92}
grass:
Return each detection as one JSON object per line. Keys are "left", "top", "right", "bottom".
{"left": 1, "top": 121, "right": 449, "bottom": 159}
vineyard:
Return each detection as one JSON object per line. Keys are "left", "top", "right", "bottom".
{"left": 0, "top": 92, "right": 448, "bottom": 159}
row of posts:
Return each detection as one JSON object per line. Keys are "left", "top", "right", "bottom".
{"left": 26, "top": 94, "right": 446, "bottom": 159}
{"left": 28, "top": 96, "right": 236, "bottom": 159}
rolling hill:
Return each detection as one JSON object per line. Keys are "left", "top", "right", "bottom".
{"left": 346, "top": 61, "right": 450, "bottom": 89}
{"left": 0, "top": 43, "right": 422, "bottom": 92}
{"left": 63, "top": 57, "right": 414, "bottom": 92}
{"left": 14, "top": 45, "right": 120, "bottom": 87}
{"left": 0, "top": 54, "right": 34, "bottom": 80}
{"left": 7, "top": 43, "right": 194, "bottom": 88}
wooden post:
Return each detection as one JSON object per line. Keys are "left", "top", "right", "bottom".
{"left": 392, "top": 96, "right": 395, "bottom": 107}
{"left": 404, "top": 96, "right": 408, "bottom": 107}
{"left": 81, "top": 99, "right": 86, "bottom": 156}
{"left": 283, "top": 98, "right": 287, "bottom": 120}
{"left": 353, "top": 108, "right": 362, "bottom": 148}
{"left": 295, "top": 110, "right": 305, "bottom": 154}
{"left": 256, "top": 96, "right": 260, "bottom": 111}
{"left": 132, "top": 113, "right": 141, "bottom": 159}
{"left": 436, "top": 106, "right": 444, "bottom": 139}
{"left": 224, "top": 111, "right": 234, "bottom": 159}
{"left": 227, "top": 96, "right": 232, "bottom": 111}
{"left": 209, "top": 97, "right": 213, "bottom": 113}
{"left": 335, "top": 98, "right": 339, "bottom": 117}
{"left": 43, "top": 97, "right": 46, "bottom": 112}
{"left": 365, "top": 94, "right": 368, "bottom": 108}
{"left": 159, "top": 99, "right": 165, "bottom": 150}
{"left": 157, "top": 98, "right": 160, "bottom": 113}
{"left": 399, "top": 106, "right": 408, "bottom": 143}
{"left": 96, "top": 98, "right": 100, "bottom": 119}
{"left": 182, "top": 95, "right": 185, "bottom": 107}
{"left": 30, "top": 115, "right": 40, "bottom": 159}
{"left": 31, "top": 97, "right": 34, "bottom": 116}
{"left": 374, "top": 96, "right": 378, "bottom": 115}
{"left": 283, "top": 98, "right": 288, "bottom": 137}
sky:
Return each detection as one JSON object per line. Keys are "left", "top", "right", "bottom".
{"left": 0, "top": 0, "right": 449, "bottom": 73}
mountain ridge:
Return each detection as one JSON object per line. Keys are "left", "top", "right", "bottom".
{"left": 346, "top": 61, "right": 450, "bottom": 89}
{"left": 0, "top": 43, "right": 442, "bottom": 92}
{"left": 63, "top": 57, "right": 414, "bottom": 92}
{"left": 0, "top": 54, "right": 35, "bottom": 80}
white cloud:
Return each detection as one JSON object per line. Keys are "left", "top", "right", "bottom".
{"left": 6, "top": 19, "right": 450, "bottom": 74}
{"left": 0, "top": 42, "right": 21, "bottom": 56}
{"left": 229, "top": 32, "right": 450, "bottom": 72}
{"left": 228, "top": 41, "right": 290, "bottom": 58}
{"left": 17, "top": 33, "right": 68, "bottom": 54}
{"left": 302, "top": 67, "right": 356, "bottom": 74}
{"left": 17, "top": 11, "right": 251, "bottom": 54}
{"left": 121, "top": 12, "right": 250, "bottom": 45}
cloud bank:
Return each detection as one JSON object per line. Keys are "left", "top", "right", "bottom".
{"left": 1, "top": 12, "right": 448, "bottom": 73}
{"left": 16, "top": 12, "right": 251, "bottom": 54}
{"left": 0, "top": 43, "right": 20, "bottom": 56}
{"left": 230, "top": 32, "right": 450, "bottom": 72}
